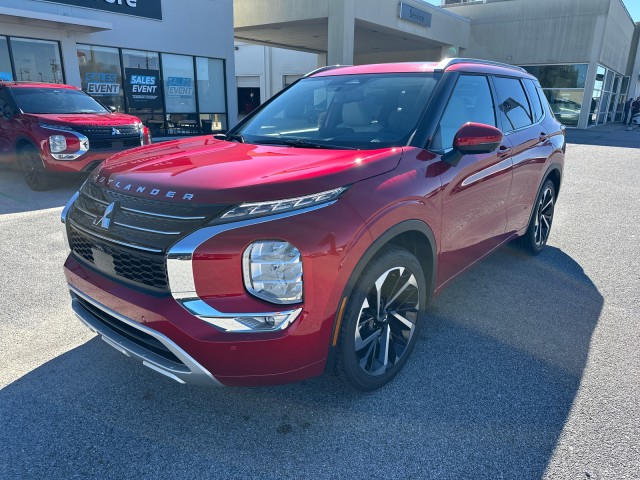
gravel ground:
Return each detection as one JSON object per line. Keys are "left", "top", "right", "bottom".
{"left": 0, "top": 142, "right": 638, "bottom": 479}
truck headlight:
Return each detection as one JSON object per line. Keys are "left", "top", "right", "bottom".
{"left": 49, "top": 135, "right": 67, "bottom": 153}
{"left": 243, "top": 241, "right": 303, "bottom": 305}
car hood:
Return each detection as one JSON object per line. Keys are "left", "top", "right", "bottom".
{"left": 29, "top": 112, "right": 141, "bottom": 126}
{"left": 91, "top": 136, "right": 404, "bottom": 204}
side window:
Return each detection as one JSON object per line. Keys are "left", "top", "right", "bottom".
{"left": 493, "top": 76, "right": 533, "bottom": 132}
{"left": 432, "top": 75, "right": 496, "bottom": 151}
{"left": 523, "top": 79, "right": 543, "bottom": 123}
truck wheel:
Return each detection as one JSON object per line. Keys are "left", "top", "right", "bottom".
{"left": 19, "top": 145, "right": 51, "bottom": 191}
{"left": 517, "top": 179, "right": 556, "bottom": 255}
{"left": 335, "top": 247, "right": 426, "bottom": 391}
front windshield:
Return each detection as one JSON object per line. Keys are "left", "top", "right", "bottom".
{"left": 11, "top": 87, "right": 109, "bottom": 114}
{"left": 237, "top": 73, "right": 440, "bottom": 150}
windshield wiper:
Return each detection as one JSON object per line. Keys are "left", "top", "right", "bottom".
{"left": 255, "top": 138, "right": 357, "bottom": 150}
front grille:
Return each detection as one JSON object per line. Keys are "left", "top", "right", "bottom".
{"left": 67, "top": 181, "right": 228, "bottom": 293}
{"left": 69, "top": 228, "right": 170, "bottom": 290}
{"left": 73, "top": 125, "right": 142, "bottom": 152}
{"left": 76, "top": 296, "right": 184, "bottom": 366}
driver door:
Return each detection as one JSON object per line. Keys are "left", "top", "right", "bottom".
{"left": 432, "top": 74, "right": 513, "bottom": 288}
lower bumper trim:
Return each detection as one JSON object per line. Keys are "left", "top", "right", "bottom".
{"left": 69, "top": 284, "right": 222, "bottom": 386}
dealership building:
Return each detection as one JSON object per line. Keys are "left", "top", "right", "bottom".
{"left": 1, "top": 0, "right": 639, "bottom": 131}
{"left": 0, "top": 0, "right": 236, "bottom": 136}
{"left": 236, "top": 0, "right": 640, "bottom": 129}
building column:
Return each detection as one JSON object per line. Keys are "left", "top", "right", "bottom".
{"left": 327, "top": 0, "right": 355, "bottom": 65}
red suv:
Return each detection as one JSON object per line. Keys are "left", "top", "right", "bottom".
{"left": 62, "top": 59, "right": 565, "bottom": 391}
{"left": 0, "top": 82, "right": 151, "bottom": 190}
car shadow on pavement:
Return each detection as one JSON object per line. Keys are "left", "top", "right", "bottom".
{"left": 0, "top": 245, "right": 602, "bottom": 479}
{"left": 0, "top": 166, "right": 84, "bottom": 215}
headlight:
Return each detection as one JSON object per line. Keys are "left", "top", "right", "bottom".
{"left": 49, "top": 135, "right": 67, "bottom": 153}
{"left": 243, "top": 241, "right": 303, "bottom": 305}
{"left": 221, "top": 187, "right": 347, "bottom": 221}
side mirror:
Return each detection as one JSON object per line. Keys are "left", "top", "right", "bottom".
{"left": 443, "top": 122, "right": 504, "bottom": 166}
{"left": 108, "top": 106, "right": 117, "bottom": 113}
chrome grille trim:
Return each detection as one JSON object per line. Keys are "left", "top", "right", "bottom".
{"left": 113, "top": 221, "right": 181, "bottom": 236}
{"left": 119, "top": 206, "right": 206, "bottom": 221}
{"left": 69, "top": 219, "right": 164, "bottom": 253}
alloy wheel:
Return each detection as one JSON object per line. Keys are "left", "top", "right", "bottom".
{"left": 354, "top": 266, "right": 419, "bottom": 376}
{"left": 534, "top": 186, "right": 554, "bottom": 247}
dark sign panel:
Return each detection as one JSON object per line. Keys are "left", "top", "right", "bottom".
{"left": 39, "top": 0, "right": 162, "bottom": 20}
{"left": 398, "top": 2, "right": 432, "bottom": 28}
{"left": 124, "top": 68, "right": 163, "bottom": 109}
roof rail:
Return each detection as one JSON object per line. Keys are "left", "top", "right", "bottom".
{"left": 303, "top": 65, "right": 351, "bottom": 78}
{"left": 435, "top": 58, "right": 527, "bottom": 73}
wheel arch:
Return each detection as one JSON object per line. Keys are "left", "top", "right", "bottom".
{"left": 324, "top": 219, "right": 437, "bottom": 372}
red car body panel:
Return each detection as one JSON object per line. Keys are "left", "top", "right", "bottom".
{"left": 62, "top": 60, "right": 565, "bottom": 386}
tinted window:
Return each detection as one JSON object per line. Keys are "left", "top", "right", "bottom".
{"left": 432, "top": 75, "right": 496, "bottom": 151}
{"left": 523, "top": 79, "right": 543, "bottom": 123}
{"left": 11, "top": 88, "right": 109, "bottom": 114}
{"left": 493, "top": 77, "right": 533, "bottom": 132}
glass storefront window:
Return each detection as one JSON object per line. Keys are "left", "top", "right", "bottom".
{"left": 543, "top": 89, "right": 583, "bottom": 127}
{"left": 520, "top": 64, "right": 588, "bottom": 89}
{"left": 0, "top": 37, "right": 12, "bottom": 81}
{"left": 10, "top": 38, "right": 63, "bottom": 83}
{"left": 162, "top": 53, "right": 196, "bottom": 113}
{"left": 196, "top": 57, "right": 225, "bottom": 113}
{"left": 77, "top": 44, "right": 124, "bottom": 112}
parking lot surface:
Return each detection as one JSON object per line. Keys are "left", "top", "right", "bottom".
{"left": 1, "top": 140, "right": 639, "bottom": 479}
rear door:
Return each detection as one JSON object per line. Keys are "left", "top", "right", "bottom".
{"left": 492, "top": 76, "right": 554, "bottom": 233}
{"left": 434, "top": 74, "right": 513, "bottom": 287}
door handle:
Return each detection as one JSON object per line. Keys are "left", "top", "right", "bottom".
{"left": 539, "top": 132, "right": 548, "bottom": 142}
{"left": 497, "top": 145, "right": 512, "bottom": 158}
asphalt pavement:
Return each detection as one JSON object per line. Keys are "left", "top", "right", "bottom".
{"left": 0, "top": 136, "right": 638, "bottom": 479}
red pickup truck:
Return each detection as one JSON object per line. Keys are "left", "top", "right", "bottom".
{"left": 0, "top": 81, "right": 151, "bottom": 190}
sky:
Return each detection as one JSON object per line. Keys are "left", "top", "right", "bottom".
{"left": 420, "top": 0, "right": 640, "bottom": 22}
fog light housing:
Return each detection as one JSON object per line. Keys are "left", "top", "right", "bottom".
{"left": 243, "top": 241, "right": 303, "bottom": 305}
{"left": 49, "top": 135, "right": 67, "bottom": 153}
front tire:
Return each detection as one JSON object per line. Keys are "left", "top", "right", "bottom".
{"left": 335, "top": 247, "right": 426, "bottom": 391}
{"left": 19, "top": 145, "right": 51, "bottom": 191}
{"left": 517, "top": 179, "right": 556, "bottom": 255}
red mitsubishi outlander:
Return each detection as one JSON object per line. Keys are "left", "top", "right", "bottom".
{"left": 0, "top": 81, "right": 151, "bottom": 190}
{"left": 62, "top": 59, "right": 565, "bottom": 391}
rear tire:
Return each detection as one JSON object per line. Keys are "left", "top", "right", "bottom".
{"left": 19, "top": 144, "right": 51, "bottom": 191}
{"left": 517, "top": 179, "right": 556, "bottom": 255}
{"left": 334, "top": 247, "right": 426, "bottom": 391}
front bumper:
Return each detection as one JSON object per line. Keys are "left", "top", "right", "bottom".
{"left": 64, "top": 255, "right": 329, "bottom": 386}
{"left": 70, "top": 285, "right": 221, "bottom": 386}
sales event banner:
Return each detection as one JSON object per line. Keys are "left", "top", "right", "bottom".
{"left": 125, "top": 68, "right": 163, "bottom": 109}
{"left": 86, "top": 72, "right": 120, "bottom": 96}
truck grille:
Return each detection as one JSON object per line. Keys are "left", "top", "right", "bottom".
{"left": 73, "top": 125, "right": 142, "bottom": 152}
{"left": 66, "top": 181, "right": 228, "bottom": 294}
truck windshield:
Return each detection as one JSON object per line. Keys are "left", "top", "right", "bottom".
{"left": 236, "top": 73, "right": 440, "bottom": 150}
{"left": 11, "top": 88, "right": 109, "bottom": 114}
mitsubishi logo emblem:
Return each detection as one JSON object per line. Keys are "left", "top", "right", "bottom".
{"left": 93, "top": 202, "right": 118, "bottom": 229}
{"left": 112, "top": 127, "right": 121, "bottom": 136}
